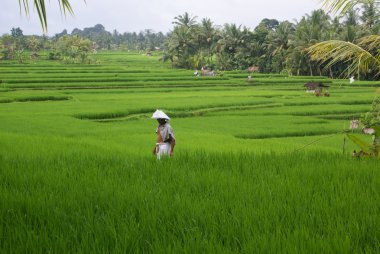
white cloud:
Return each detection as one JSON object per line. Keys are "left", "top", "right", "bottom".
{"left": 0, "top": 0, "right": 320, "bottom": 35}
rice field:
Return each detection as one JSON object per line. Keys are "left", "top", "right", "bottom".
{"left": 0, "top": 51, "right": 379, "bottom": 253}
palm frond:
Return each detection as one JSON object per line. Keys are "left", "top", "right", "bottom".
{"left": 358, "top": 35, "right": 380, "bottom": 51}
{"left": 320, "top": 0, "right": 364, "bottom": 15}
{"left": 308, "top": 40, "right": 380, "bottom": 77}
{"left": 19, "top": 0, "right": 76, "bottom": 31}
{"left": 34, "top": 0, "right": 48, "bottom": 31}
{"left": 358, "top": 35, "right": 380, "bottom": 61}
{"left": 18, "top": 0, "right": 30, "bottom": 16}
{"left": 58, "top": 0, "right": 74, "bottom": 16}
{"left": 346, "top": 134, "right": 373, "bottom": 153}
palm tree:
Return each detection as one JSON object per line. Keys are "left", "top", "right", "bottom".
{"left": 308, "top": 35, "right": 380, "bottom": 78}
{"left": 287, "top": 10, "right": 331, "bottom": 76}
{"left": 308, "top": 0, "right": 380, "bottom": 78}
{"left": 163, "top": 25, "right": 197, "bottom": 68}
{"left": 19, "top": 0, "right": 77, "bottom": 31}
{"left": 341, "top": 7, "right": 361, "bottom": 42}
{"left": 361, "top": 0, "right": 380, "bottom": 33}
{"left": 266, "top": 21, "right": 295, "bottom": 72}
{"left": 198, "top": 18, "right": 219, "bottom": 65}
{"left": 172, "top": 12, "right": 198, "bottom": 28}
{"left": 216, "top": 24, "right": 250, "bottom": 70}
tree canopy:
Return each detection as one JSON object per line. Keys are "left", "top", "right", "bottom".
{"left": 161, "top": 7, "right": 380, "bottom": 78}
{"left": 309, "top": 0, "right": 380, "bottom": 78}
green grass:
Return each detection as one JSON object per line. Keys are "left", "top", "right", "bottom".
{"left": 0, "top": 52, "right": 379, "bottom": 253}
{"left": 1, "top": 134, "right": 379, "bottom": 253}
{"left": 0, "top": 95, "right": 71, "bottom": 103}
{"left": 236, "top": 130, "right": 338, "bottom": 139}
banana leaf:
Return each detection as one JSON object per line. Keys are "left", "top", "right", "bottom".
{"left": 346, "top": 134, "right": 373, "bottom": 153}
{"left": 372, "top": 126, "right": 380, "bottom": 138}
{"left": 371, "top": 126, "right": 380, "bottom": 157}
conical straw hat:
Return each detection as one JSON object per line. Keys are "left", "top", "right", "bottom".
{"left": 151, "top": 109, "right": 170, "bottom": 120}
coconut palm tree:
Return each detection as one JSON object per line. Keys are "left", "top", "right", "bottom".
{"left": 308, "top": 35, "right": 380, "bottom": 78}
{"left": 308, "top": 0, "right": 380, "bottom": 78}
{"left": 266, "top": 21, "right": 295, "bottom": 72}
{"left": 163, "top": 25, "right": 197, "bottom": 68}
{"left": 361, "top": 0, "right": 380, "bottom": 33}
{"left": 198, "top": 18, "right": 219, "bottom": 64}
{"left": 287, "top": 10, "right": 331, "bottom": 76}
{"left": 172, "top": 12, "right": 198, "bottom": 28}
{"left": 340, "top": 7, "right": 361, "bottom": 42}
{"left": 19, "top": 0, "right": 76, "bottom": 31}
{"left": 215, "top": 24, "right": 253, "bottom": 69}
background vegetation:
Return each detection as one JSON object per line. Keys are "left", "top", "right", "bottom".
{"left": 3, "top": 1, "right": 380, "bottom": 79}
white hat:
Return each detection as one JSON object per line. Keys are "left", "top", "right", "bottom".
{"left": 151, "top": 109, "right": 170, "bottom": 120}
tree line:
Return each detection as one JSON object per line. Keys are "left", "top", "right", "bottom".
{"left": 0, "top": 25, "right": 167, "bottom": 63}
{"left": 2, "top": 1, "right": 380, "bottom": 79}
{"left": 163, "top": 2, "right": 380, "bottom": 79}
{"left": 68, "top": 24, "right": 166, "bottom": 51}
{"left": 0, "top": 28, "right": 93, "bottom": 64}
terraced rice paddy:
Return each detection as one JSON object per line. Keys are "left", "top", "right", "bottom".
{"left": 0, "top": 51, "right": 379, "bottom": 253}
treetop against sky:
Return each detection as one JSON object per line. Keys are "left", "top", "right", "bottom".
{"left": 2, "top": 0, "right": 318, "bottom": 35}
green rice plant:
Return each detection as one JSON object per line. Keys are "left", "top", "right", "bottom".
{"left": 0, "top": 134, "right": 379, "bottom": 253}
{"left": 291, "top": 108, "right": 368, "bottom": 116}
{"left": 248, "top": 78, "right": 332, "bottom": 84}
{"left": 0, "top": 52, "right": 379, "bottom": 253}
{"left": 226, "top": 73, "right": 288, "bottom": 78}
{"left": 0, "top": 95, "right": 71, "bottom": 103}
{"left": 318, "top": 114, "right": 363, "bottom": 120}
{"left": 0, "top": 98, "right": 13, "bottom": 103}
{"left": 236, "top": 129, "right": 338, "bottom": 139}
{"left": 293, "top": 120, "right": 329, "bottom": 125}
{"left": 333, "top": 80, "right": 380, "bottom": 87}
{"left": 74, "top": 101, "right": 277, "bottom": 120}
{"left": 0, "top": 88, "right": 13, "bottom": 92}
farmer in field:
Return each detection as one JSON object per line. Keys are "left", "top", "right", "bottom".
{"left": 152, "top": 110, "right": 176, "bottom": 159}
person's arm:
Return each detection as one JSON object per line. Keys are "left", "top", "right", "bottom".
{"left": 170, "top": 136, "right": 176, "bottom": 156}
{"left": 152, "top": 146, "right": 157, "bottom": 155}
{"left": 153, "top": 127, "right": 160, "bottom": 155}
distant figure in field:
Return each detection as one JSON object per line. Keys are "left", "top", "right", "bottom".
{"left": 349, "top": 76, "right": 355, "bottom": 84}
{"left": 248, "top": 66, "right": 258, "bottom": 82}
{"left": 152, "top": 110, "right": 176, "bottom": 159}
{"left": 202, "top": 70, "right": 215, "bottom": 76}
{"left": 248, "top": 66, "right": 259, "bottom": 73}
{"left": 201, "top": 66, "right": 215, "bottom": 76}
{"left": 194, "top": 70, "right": 200, "bottom": 77}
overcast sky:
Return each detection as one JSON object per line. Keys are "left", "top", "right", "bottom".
{"left": 1, "top": 0, "right": 321, "bottom": 35}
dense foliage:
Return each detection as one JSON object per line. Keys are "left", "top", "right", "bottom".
{"left": 51, "top": 35, "right": 93, "bottom": 64}
{"left": 163, "top": 3, "right": 380, "bottom": 78}
{"left": 0, "top": 25, "right": 166, "bottom": 63}
{"left": 3, "top": 1, "right": 380, "bottom": 78}
{"left": 308, "top": 1, "right": 380, "bottom": 80}
{"left": 70, "top": 24, "right": 166, "bottom": 51}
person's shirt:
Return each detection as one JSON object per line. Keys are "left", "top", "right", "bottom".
{"left": 156, "top": 123, "right": 175, "bottom": 143}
